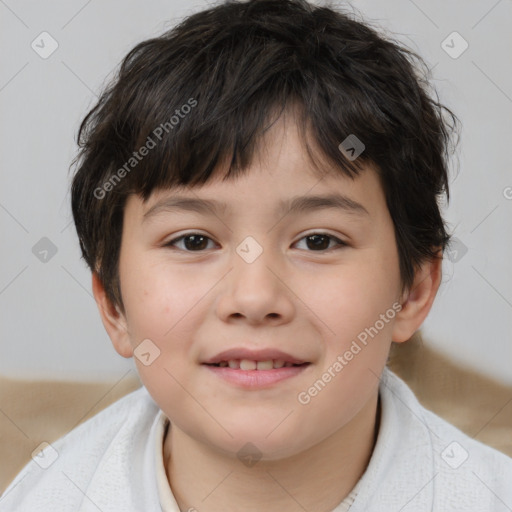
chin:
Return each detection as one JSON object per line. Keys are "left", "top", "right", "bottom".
{"left": 205, "top": 426, "right": 314, "bottom": 463}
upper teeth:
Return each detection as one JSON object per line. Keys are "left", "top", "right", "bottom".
{"left": 218, "top": 359, "right": 293, "bottom": 370}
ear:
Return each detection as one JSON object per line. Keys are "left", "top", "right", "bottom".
{"left": 91, "top": 272, "right": 133, "bottom": 358}
{"left": 391, "top": 250, "right": 443, "bottom": 343}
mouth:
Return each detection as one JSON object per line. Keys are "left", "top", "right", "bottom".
{"left": 204, "top": 359, "right": 309, "bottom": 370}
{"left": 201, "top": 348, "right": 311, "bottom": 388}
{"left": 202, "top": 348, "right": 309, "bottom": 368}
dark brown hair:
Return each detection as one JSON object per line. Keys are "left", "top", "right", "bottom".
{"left": 71, "top": 0, "right": 459, "bottom": 311}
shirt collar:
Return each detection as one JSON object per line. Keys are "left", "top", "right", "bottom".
{"left": 151, "top": 366, "right": 437, "bottom": 512}
{"left": 347, "top": 366, "right": 435, "bottom": 511}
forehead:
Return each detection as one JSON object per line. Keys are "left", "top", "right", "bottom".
{"left": 130, "top": 171, "right": 384, "bottom": 235}
{"left": 129, "top": 114, "right": 385, "bottom": 221}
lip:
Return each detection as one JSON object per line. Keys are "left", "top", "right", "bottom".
{"left": 202, "top": 348, "right": 306, "bottom": 365}
{"left": 203, "top": 364, "right": 310, "bottom": 388}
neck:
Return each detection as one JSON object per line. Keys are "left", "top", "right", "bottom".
{"left": 164, "top": 392, "right": 381, "bottom": 512}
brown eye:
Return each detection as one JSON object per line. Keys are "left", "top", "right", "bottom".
{"left": 165, "top": 233, "right": 215, "bottom": 251}
{"left": 164, "top": 232, "right": 346, "bottom": 253}
{"left": 294, "top": 233, "right": 346, "bottom": 252}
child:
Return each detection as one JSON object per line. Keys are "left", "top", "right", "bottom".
{"left": 2, "top": 0, "right": 511, "bottom": 510}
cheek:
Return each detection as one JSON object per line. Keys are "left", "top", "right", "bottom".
{"left": 303, "top": 250, "right": 400, "bottom": 377}
{"left": 311, "top": 263, "right": 397, "bottom": 332}
{"left": 121, "top": 257, "right": 198, "bottom": 339}
{"left": 120, "top": 258, "right": 216, "bottom": 383}
{"left": 119, "top": 260, "right": 205, "bottom": 412}
{"left": 296, "top": 269, "right": 395, "bottom": 427}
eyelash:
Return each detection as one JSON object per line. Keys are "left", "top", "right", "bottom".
{"left": 163, "top": 232, "right": 347, "bottom": 253}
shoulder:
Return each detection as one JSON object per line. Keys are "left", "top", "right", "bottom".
{"left": 421, "top": 405, "right": 512, "bottom": 508}
{"left": 380, "top": 367, "right": 512, "bottom": 510}
{"left": 0, "top": 386, "right": 158, "bottom": 511}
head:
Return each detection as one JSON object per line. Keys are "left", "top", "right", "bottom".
{"left": 71, "top": 0, "right": 458, "bottom": 459}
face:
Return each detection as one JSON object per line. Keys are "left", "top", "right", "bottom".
{"left": 114, "top": 116, "right": 405, "bottom": 460}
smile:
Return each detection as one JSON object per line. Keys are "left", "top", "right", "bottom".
{"left": 202, "top": 361, "right": 311, "bottom": 388}
{"left": 205, "top": 359, "right": 308, "bottom": 370}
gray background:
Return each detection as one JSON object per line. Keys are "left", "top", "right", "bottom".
{"left": 1, "top": 0, "right": 511, "bottom": 382}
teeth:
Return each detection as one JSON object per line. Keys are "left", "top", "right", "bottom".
{"left": 240, "top": 359, "right": 257, "bottom": 371}
{"left": 256, "top": 360, "right": 273, "bottom": 370}
{"left": 217, "top": 359, "right": 301, "bottom": 370}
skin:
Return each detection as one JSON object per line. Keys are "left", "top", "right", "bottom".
{"left": 92, "top": 113, "right": 442, "bottom": 512}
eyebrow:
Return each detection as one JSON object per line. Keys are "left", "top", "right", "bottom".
{"left": 142, "top": 193, "right": 370, "bottom": 222}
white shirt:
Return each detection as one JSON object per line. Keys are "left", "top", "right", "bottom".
{"left": 1, "top": 367, "right": 511, "bottom": 511}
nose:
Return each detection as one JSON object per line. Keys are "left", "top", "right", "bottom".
{"left": 215, "top": 242, "right": 295, "bottom": 326}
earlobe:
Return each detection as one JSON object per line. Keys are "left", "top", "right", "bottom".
{"left": 391, "top": 251, "right": 443, "bottom": 343}
{"left": 91, "top": 272, "right": 133, "bottom": 358}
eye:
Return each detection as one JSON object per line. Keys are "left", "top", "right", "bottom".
{"left": 164, "top": 233, "right": 217, "bottom": 251}
{"left": 164, "top": 232, "right": 347, "bottom": 252}
{"left": 293, "top": 233, "right": 347, "bottom": 252}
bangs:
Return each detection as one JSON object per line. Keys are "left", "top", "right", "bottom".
{"left": 102, "top": 71, "right": 368, "bottom": 203}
